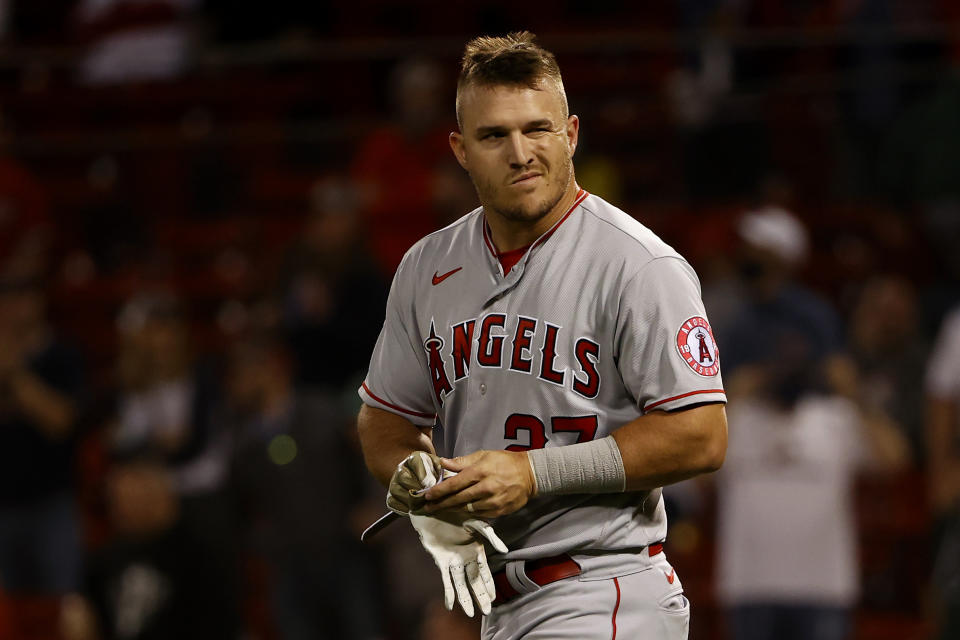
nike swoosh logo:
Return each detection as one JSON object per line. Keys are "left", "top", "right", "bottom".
{"left": 666, "top": 568, "right": 676, "bottom": 584}
{"left": 432, "top": 267, "right": 462, "bottom": 286}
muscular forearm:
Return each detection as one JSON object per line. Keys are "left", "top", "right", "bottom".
{"left": 612, "top": 403, "right": 727, "bottom": 491}
{"left": 357, "top": 404, "right": 435, "bottom": 487}
{"left": 426, "top": 402, "right": 728, "bottom": 518}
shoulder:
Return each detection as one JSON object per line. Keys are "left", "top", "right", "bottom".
{"left": 578, "top": 194, "right": 685, "bottom": 269}
{"left": 576, "top": 194, "right": 701, "bottom": 293}
{"left": 394, "top": 208, "right": 482, "bottom": 277}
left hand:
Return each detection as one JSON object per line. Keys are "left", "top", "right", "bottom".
{"left": 386, "top": 451, "right": 445, "bottom": 515}
{"left": 423, "top": 450, "right": 536, "bottom": 519}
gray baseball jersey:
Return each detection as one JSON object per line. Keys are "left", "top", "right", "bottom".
{"left": 360, "top": 189, "right": 725, "bottom": 576}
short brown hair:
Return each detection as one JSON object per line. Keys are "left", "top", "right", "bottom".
{"left": 456, "top": 31, "right": 568, "bottom": 129}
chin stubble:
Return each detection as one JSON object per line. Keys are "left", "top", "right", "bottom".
{"left": 475, "top": 158, "right": 573, "bottom": 224}
{"left": 497, "top": 190, "right": 560, "bottom": 223}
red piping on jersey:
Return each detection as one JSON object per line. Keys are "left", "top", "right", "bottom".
{"left": 611, "top": 576, "right": 621, "bottom": 640}
{"left": 482, "top": 188, "right": 588, "bottom": 262}
{"left": 643, "top": 389, "right": 726, "bottom": 412}
{"left": 482, "top": 219, "right": 498, "bottom": 259}
{"left": 361, "top": 383, "right": 435, "bottom": 419}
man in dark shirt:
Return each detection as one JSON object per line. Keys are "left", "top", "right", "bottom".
{"left": 228, "top": 334, "right": 383, "bottom": 639}
{"left": 0, "top": 278, "right": 85, "bottom": 593}
{"left": 80, "top": 458, "right": 238, "bottom": 640}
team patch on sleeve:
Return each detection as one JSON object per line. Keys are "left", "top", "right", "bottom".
{"left": 676, "top": 316, "right": 720, "bottom": 376}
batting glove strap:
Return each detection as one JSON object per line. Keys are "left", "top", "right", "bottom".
{"left": 409, "top": 514, "right": 508, "bottom": 617}
{"left": 527, "top": 435, "right": 626, "bottom": 496}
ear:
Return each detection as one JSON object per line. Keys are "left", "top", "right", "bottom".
{"left": 566, "top": 115, "right": 580, "bottom": 158}
{"left": 449, "top": 131, "right": 468, "bottom": 170}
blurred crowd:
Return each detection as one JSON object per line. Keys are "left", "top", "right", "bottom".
{"left": 0, "top": 1, "right": 958, "bottom": 639}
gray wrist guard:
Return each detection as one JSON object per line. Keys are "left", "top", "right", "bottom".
{"left": 527, "top": 435, "right": 626, "bottom": 496}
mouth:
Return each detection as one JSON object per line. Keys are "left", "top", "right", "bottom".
{"left": 510, "top": 172, "right": 542, "bottom": 185}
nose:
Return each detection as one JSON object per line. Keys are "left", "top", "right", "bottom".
{"left": 506, "top": 131, "right": 534, "bottom": 167}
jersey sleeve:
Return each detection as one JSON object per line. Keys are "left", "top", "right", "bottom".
{"left": 615, "top": 256, "right": 727, "bottom": 413}
{"left": 359, "top": 254, "right": 437, "bottom": 426}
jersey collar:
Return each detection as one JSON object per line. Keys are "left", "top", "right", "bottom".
{"left": 480, "top": 188, "right": 588, "bottom": 308}
{"left": 481, "top": 187, "right": 588, "bottom": 276}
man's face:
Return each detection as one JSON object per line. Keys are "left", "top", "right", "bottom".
{"left": 450, "top": 82, "right": 578, "bottom": 224}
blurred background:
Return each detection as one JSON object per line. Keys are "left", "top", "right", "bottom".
{"left": 0, "top": 1, "right": 957, "bottom": 639}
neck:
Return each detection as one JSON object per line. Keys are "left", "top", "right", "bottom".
{"left": 485, "top": 181, "right": 581, "bottom": 253}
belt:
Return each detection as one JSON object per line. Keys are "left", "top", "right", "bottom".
{"left": 491, "top": 543, "right": 664, "bottom": 606}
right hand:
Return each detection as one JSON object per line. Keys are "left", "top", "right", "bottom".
{"left": 423, "top": 450, "right": 536, "bottom": 519}
{"left": 386, "top": 451, "right": 446, "bottom": 515}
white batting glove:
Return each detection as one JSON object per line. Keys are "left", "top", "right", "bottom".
{"left": 409, "top": 514, "right": 508, "bottom": 617}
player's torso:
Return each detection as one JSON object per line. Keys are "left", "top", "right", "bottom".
{"left": 397, "top": 193, "right": 691, "bottom": 559}
{"left": 411, "top": 199, "right": 643, "bottom": 457}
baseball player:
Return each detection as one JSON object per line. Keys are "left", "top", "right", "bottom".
{"left": 357, "top": 32, "right": 728, "bottom": 639}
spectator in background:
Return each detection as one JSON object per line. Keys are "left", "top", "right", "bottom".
{"left": 62, "top": 457, "right": 238, "bottom": 640}
{"left": 849, "top": 275, "right": 929, "bottom": 464}
{"left": 713, "top": 207, "right": 909, "bottom": 640}
{"left": 880, "top": 61, "right": 960, "bottom": 318}
{"left": 835, "top": 0, "right": 901, "bottom": 198}
{"left": 0, "top": 277, "right": 85, "bottom": 596}
{"left": 112, "top": 292, "right": 229, "bottom": 502}
{"left": 227, "top": 333, "right": 383, "bottom": 640}
{"left": 666, "top": 1, "right": 775, "bottom": 201}
{"left": 0, "top": 107, "right": 52, "bottom": 283}
{"left": 73, "top": 0, "right": 200, "bottom": 85}
{"left": 110, "top": 292, "right": 237, "bottom": 604}
{"left": 279, "top": 177, "right": 387, "bottom": 390}
{"left": 925, "top": 305, "right": 960, "bottom": 640}
{"left": 351, "top": 57, "right": 472, "bottom": 275}
{"left": 714, "top": 205, "right": 841, "bottom": 378}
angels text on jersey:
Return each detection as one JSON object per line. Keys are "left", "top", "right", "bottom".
{"left": 426, "top": 313, "right": 602, "bottom": 407}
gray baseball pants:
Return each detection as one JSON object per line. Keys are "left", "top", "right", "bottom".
{"left": 482, "top": 552, "right": 689, "bottom": 640}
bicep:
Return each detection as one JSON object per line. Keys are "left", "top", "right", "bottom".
{"left": 357, "top": 404, "right": 432, "bottom": 442}
{"left": 649, "top": 403, "right": 729, "bottom": 452}
{"left": 612, "top": 402, "right": 728, "bottom": 490}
